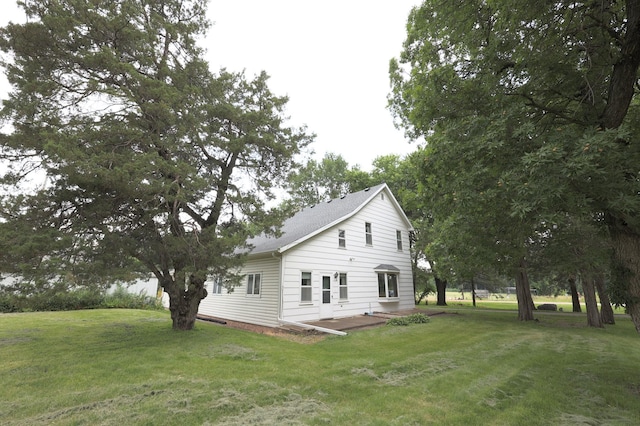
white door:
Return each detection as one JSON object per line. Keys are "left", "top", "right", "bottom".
{"left": 319, "top": 275, "right": 333, "bottom": 319}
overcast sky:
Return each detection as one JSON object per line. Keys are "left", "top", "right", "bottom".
{"left": 0, "top": 0, "right": 422, "bottom": 170}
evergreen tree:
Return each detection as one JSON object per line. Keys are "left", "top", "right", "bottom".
{"left": 0, "top": 0, "right": 312, "bottom": 330}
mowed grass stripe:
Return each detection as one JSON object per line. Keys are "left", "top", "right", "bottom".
{"left": 1, "top": 308, "right": 639, "bottom": 425}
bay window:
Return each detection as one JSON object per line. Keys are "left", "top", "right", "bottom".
{"left": 378, "top": 272, "right": 399, "bottom": 298}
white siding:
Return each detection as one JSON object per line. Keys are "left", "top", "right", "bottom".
{"left": 197, "top": 187, "right": 414, "bottom": 328}
{"left": 281, "top": 189, "right": 414, "bottom": 323}
{"left": 198, "top": 255, "right": 281, "bottom": 327}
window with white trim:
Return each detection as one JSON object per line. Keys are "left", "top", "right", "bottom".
{"left": 378, "top": 272, "right": 399, "bottom": 298}
{"left": 212, "top": 276, "right": 223, "bottom": 294}
{"left": 301, "top": 271, "right": 312, "bottom": 302}
{"left": 396, "top": 230, "right": 403, "bottom": 251}
{"left": 339, "top": 273, "right": 348, "bottom": 300}
{"left": 365, "top": 222, "right": 373, "bottom": 245}
{"left": 338, "top": 229, "right": 346, "bottom": 248}
{"left": 246, "top": 273, "right": 261, "bottom": 295}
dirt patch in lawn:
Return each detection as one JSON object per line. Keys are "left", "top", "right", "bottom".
{"left": 197, "top": 309, "right": 456, "bottom": 342}
{"left": 197, "top": 315, "right": 326, "bottom": 343}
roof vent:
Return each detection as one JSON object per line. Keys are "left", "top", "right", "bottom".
{"left": 364, "top": 187, "right": 370, "bottom": 192}
{"left": 327, "top": 199, "right": 332, "bottom": 203}
{"left": 340, "top": 194, "right": 346, "bottom": 199}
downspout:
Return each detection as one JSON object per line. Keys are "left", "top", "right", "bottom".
{"left": 274, "top": 251, "right": 347, "bottom": 336}
{"left": 274, "top": 250, "right": 284, "bottom": 325}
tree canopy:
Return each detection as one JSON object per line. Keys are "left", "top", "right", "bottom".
{"left": 0, "top": 0, "right": 312, "bottom": 329}
{"left": 390, "top": 0, "right": 640, "bottom": 331}
{"left": 285, "top": 153, "right": 358, "bottom": 206}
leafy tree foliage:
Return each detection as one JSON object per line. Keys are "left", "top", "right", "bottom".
{"left": 390, "top": 0, "right": 640, "bottom": 330}
{"left": 0, "top": 0, "right": 312, "bottom": 330}
{"left": 413, "top": 266, "right": 435, "bottom": 304}
{"left": 286, "top": 153, "right": 359, "bottom": 206}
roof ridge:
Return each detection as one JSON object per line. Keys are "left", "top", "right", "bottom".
{"left": 247, "top": 183, "right": 387, "bottom": 255}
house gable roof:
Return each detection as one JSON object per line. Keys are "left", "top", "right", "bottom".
{"left": 247, "top": 183, "right": 413, "bottom": 256}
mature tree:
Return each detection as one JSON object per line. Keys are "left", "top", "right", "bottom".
{"left": 582, "top": 275, "right": 604, "bottom": 328}
{"left": 567, "top": 276, "right": 583, "bottom": 313}
{"left": 433, "top": 275, "right": 448, "bottom": 306}
{"left": 286, "top": 153, "right": 356, "bottom": 206}
{"left": 0, "top": 0, "right": 312, "bottom": 330}
{"left": 528, "top": 213, "right": 616, "bottom": 325}
{"left": 391, "top": 1, "right": 640, "bottom": 332}
{"left": 369, "top": 154, "right": 414, "bottom": 197}
{"left": 594, "top": 274, "right": 616, "bottom": 324}
{"left": 413, "top": 129, "right": 539, "bottom": 320}
{"left": 287, "top": 152, "right": 427, "bottom": 208}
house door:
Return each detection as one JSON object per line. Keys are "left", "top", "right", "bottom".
{"left": 320, "top": 275, "right": 333, "bottom": 319}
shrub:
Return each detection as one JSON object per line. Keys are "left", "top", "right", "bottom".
{"left": 28, "top": 289, "right": 104, "bottom": 312}
{"left": 102, "top": 285, "right": 163, "bottom": 310}
{"left": 405, "top": 313, "right": 430, "bottom": 323}
{"left": 0, "top": 293, "right": 20, "bottom": 313}
{"left": 386, "top": 313, "right": 430, "bottom": 326}
{"left": 0, "top": 285, "right": 163, "bottom": 313}
{"left": 386, "top": 317, "right": 411, "bottom": 326}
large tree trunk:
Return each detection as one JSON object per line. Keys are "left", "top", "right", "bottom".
{"left": 568, "top": 276, "right": 582, "bottom": 313}
{"left": 598, "top": 2, "right": 640, "bottom": 334}
{"left": 608, "top": 217, "right": 640, "bottom": 334}
{"left": 471, "top": 277, "right": 477, "bottom": 307}
{"left": 412, "top": 270, "right": 418, "bottom": 304}
{"left": 600, "top": 0, "right": 640, "bottom": 130}
{"left": 162, "top": 274, "right": 208, "bottom": 331}
{"left": 582, "top": 275, "right": 604, "bottom": 328}
{"left": 595, "top": 273, "right": 615, "bottom": 325}
{"left": 515, "top": 259, "right": 535, "bottom": 321}
{"left": 435, "top": 276, "right": 448, "bottom": 306}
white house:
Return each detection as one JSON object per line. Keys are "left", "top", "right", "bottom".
{"left": 197, "top": 183, "right": 415, "bottom": 329}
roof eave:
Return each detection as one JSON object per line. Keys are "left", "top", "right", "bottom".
{"left": 277, "top": 185, "right": 386, "bottom": 253}
{"left": 277, "top": 217, "right": 346, "bottom": 253}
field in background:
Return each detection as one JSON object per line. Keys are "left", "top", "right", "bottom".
{"left": 423, "top": 290, "right": 627, "bottom": 313}
{"left": 1, "top": 308, "right": 639, "bottom": 425}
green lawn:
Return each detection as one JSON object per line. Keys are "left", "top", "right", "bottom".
{"left": 1, "top": 308, "right": 639, "bottom": 425}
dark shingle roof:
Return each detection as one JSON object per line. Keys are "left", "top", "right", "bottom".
{"left": 247, "top": 183, "right": 388, "bottom": 255}
{"left": 373, "top": 264, "right": 400, "bottom": 271}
